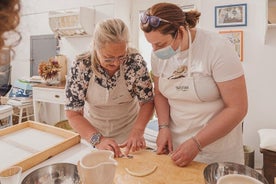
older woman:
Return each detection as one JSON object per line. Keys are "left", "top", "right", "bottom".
{"left": 65, "top": 18, "right": 154, "bottom": 157}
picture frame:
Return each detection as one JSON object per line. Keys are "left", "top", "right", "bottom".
{"left": 219, "top": 30, "right": 243, "bottom": 61}
{"left": 215, "top": 3, "right": 247, "bottom": 27}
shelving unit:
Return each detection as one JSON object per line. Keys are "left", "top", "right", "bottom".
{"left": 49, "top": 7, "right": 95, "bottom": 37}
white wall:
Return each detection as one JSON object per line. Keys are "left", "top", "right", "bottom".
{"left": 11, "top": 0, "right": 276, "bottom": 169}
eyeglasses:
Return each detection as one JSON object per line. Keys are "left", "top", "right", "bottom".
{"left": 102, "top": 55, "right": 127, "bottom": 63}
{"left": 140, "top": 13, "right": 171, "bottom": 28}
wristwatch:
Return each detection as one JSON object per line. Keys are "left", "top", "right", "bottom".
{"left": 90, "top": 132, "right": 102, "bottom": 147}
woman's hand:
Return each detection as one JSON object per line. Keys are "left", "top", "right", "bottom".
{"left": 95, "top": 137, "right": 123, "bottom": 158}
{"left": 170, "top": 138, "right": 200, "bottom": 167}
{"left": 119, "top": 128, "right": 146, "bottom": 156}
{"left": 156, "top": 128, "right": 173, "bottom": 154}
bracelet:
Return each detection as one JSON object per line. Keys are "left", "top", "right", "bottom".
{"left": 192, "top": 136, "right": 202, "bottom": 152}
{"left": 158, "top": 124, "right": 169, "bottom": 130}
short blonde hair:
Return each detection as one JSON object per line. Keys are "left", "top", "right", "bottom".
{"left": 91, "top": 18, "right": 129, "bottom": 76}
{"left": 75, "top": 18, "right": 138, "bottom": 77}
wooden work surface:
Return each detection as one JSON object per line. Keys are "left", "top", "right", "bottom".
{"left": 114, "top": 150, "right": 207, "bottom": 184}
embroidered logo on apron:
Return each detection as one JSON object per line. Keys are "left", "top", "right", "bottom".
{"left": 176, "top": 85, "right": 189, "bottom": 91}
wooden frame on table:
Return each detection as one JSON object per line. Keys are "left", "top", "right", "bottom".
{"left": 215, "top": 3, "right": 247, "bottom": 27}
{"left": 0, "top": 121, "right": 80, "bottom": 172}
{"left": 219, "top": 30, "right": 244, "bottom": 61}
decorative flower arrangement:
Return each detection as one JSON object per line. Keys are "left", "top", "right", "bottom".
{"left": 38, "top": 58, "right": 61, "bottom": 80}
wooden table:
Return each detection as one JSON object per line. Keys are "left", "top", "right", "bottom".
{"left": 20, "top": 142, "right": 207, "bottom": 183}
{"left": 115, "top": 150, "right": 206, "bottom": 184}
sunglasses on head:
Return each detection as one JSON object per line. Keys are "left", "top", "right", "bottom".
{"left": 140, "top": 13, "right": 171, "bottom": 28}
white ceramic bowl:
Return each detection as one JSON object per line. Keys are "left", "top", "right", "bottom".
{"left": 203, "top": 162, "right": 268, "bottom": 184}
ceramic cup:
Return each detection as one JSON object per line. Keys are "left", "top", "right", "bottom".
{"left": 0, "top": 166, "right": 22, "bottom": 184}
{"left": 78, "top": 150, "right": 118, "bottom": 184}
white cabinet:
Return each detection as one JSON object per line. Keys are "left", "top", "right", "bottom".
{"left": 32, "top": 84, "right": 66, "bottom": 123}
{"left": 33, "top": 87, "right": 66, "bottom": 105}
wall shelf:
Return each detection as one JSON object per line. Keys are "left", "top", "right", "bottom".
{"left": 49, "top": 7, "right": 95, "bottom": 37}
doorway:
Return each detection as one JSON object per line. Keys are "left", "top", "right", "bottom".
{"left": 30, "top": 34, "right": 57, "bottom": 76}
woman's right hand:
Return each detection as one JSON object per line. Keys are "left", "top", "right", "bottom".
{"left": 95, "top": 137, "right": 123, "bottom": 158}
{"left": 156, "top": 128, "right": 173, "bottom": 154}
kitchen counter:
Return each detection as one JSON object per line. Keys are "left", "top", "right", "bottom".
{"left": 32, "top": 82, "right": 66, "bottom": 123}
{"left": 20, "top": 140, "right": 207, "bottom": 184}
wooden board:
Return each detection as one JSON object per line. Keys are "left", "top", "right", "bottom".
{"left": 114, "top": 150, "right": 207, "bottom": 184}
{"left": 0, "top": 121, "right": 80, "bottom": 172}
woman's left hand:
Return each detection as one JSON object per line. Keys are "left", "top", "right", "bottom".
{"left": 119, "top": 128, "right": 146, "bottom": 156}
{"left": 170, "top": 138, "right": 200, "bottom": 167}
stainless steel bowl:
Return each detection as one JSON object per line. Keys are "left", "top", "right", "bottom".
{"left": 21, "top": 163, "right": 80, "bottom": 184}
{"left": 203, "top": 162, "right": 269, "bottom": 184}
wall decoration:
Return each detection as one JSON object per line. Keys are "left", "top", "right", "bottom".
{"left": 219, "top": 30, "right": 243, "bottom": 61}
{"left": 215, "top": 4, "right": 247, "bottom": 27}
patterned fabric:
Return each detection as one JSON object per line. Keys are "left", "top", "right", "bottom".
{"left": 65, "top": 52, "right": 153, "bottom": 111}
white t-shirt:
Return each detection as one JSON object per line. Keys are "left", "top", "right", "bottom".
{"left": 151, "top": 28, "right": 244, "bottom": 102}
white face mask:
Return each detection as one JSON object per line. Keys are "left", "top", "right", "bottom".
{"left": 154, "top": 45, "right": 180, "bottom": 60}
{"left": 154, "top": 33, "right": 180, "bottom": 60}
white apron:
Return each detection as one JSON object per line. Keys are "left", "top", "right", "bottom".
{"left": 158, "top": 30, "right": 244, "bottom": 164}
{"left": 84, "top": 66, "right": 139, "bottom": 144}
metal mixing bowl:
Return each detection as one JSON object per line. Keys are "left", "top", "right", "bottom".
{"left": 203, "top": 162, "right": 269, "bottom": 184}
{"left": 21, "top": 163, "right": 80, "bottom": 184}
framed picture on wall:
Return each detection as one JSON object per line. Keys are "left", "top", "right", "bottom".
{"left": 219, "top": 30, "right": 243, "bottom": 61}
{"left": 215, "top": 3, "right": 247, "bottom": 27}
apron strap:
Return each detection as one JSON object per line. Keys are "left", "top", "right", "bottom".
{"left": 187, "top": 28, "right": 192, "bottom": 77}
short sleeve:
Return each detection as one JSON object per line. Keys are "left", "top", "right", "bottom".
{"left": 65, "top": 57, "right": 92, "bottom": 111}
{"left": 125, "top": 53, "right": 153, "bottom": 103}
{"left": 212, "top": 37, "right": 244, "bottom": 82}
